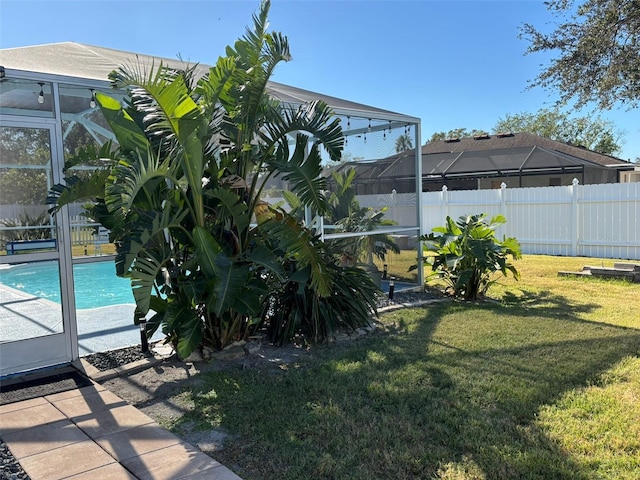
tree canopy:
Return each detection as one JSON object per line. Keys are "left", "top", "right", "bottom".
{"left": 424, "top": 109, "right": 623, "bottom": 156}
{"left": 394, "top": 134, "right": 413, "bottom": 153}
{"left": 427, "top": 129, "right": 489, "bottom": 143}
{"left": 520, "top": 0, "right": 640, "bottom": 110}
{"left": 494, "top": 108, "right": 623, "bottom": 155}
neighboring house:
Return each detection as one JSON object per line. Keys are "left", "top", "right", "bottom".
{"left": 330, "top": 132, "right": 638, "bottom": 194}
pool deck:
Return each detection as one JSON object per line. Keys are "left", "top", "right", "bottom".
{"left": 0, "top": 283, "right": 163, "bottom": 355}
{"left": 0, "top": 373, "right": 243, "bottom": 479}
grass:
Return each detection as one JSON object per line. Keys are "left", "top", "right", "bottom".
{"left": 169, "top": 254, "right": 640, "bottom": 479}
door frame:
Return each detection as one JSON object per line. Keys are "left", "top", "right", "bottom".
{"left": 0, "top": 114, "right": 79, "bottom": 377}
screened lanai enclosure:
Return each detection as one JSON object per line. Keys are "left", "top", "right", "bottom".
{"left": 0, "top": 43, "right": 422, "bottom": 377}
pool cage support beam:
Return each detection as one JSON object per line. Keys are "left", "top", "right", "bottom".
{"left": 414, "top": 121, "right": 424, "bottom": 287}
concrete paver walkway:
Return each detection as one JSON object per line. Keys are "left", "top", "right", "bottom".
{"left": 0, "top": 381, "right": 242, "bottom": 480}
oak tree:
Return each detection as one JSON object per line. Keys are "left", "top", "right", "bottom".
{"left": 520, "top": 0, "right": 640, "bottom": 109}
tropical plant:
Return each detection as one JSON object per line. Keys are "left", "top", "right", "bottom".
{"left": 0, "top": 212, "right": 52, "bottom": 249}
{"left": 418, "top": 214, "right": 521, "bottom": 300}
{"left": 48, "top": 0, "right": 378, "bottom": 357}
{"left": 334, "top": 207, "right": 400, "bottom": 268}
{"left": 261, "top": 256, "right": 380, "bottom": 346}
{"left": 394, "top": 133, "right": 413, "bottom": 153}
{"left": 325, "top": 168, "right": 400, "bottom": 269}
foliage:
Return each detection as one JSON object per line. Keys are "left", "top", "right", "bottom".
{"left": 419, "top": 214, "right": 521, "bottom": 300}
{"left": 494, "top": 108, "right": 623, "bottom": 155}
{"left": 0, "top": 127, "right": 51, "bottom": 205}
{"left": 394, "top": 133, "right": 413, "bottom": 152}
{"left": 0, "top": 212, "right": 52, "bottom": 249}
{"left": 427, "top": 128, "right": 488, "bottom": 142}
{"left": 48, "top": 0, "right": 378, "bottom": 357}
{"left": 260, "top": 259, "right": 380, "bottom": 346}
{"left": 326, "top": 169, "right": 400, "bottom": 268}
{"left": 334, "top": 207, "right": 400, "bottom": 267}
{"left": 426, "top": 109, "right": 624, "bottom": 156}
{"left": 520, "top": 0, "right": 640, "bottom": 110}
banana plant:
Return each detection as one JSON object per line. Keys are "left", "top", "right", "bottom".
{"left": 49, "top": 0, "right": 376, "bottom": 357}
{"left": 419, "top": 214, "right": 522, "bottom": 300}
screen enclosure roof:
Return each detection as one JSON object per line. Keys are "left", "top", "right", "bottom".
{"left": 0, "top": 42, "right": 419, "bottom": 137}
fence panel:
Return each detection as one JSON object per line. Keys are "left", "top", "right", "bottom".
{"left": 505, "top": 185, "right": 574, "bottom": 256}
{"left": 576, "top": 183, "right": 640, "bottom": 259}
{"left": 359, "top": 182, "right": 640, "bottom": 260}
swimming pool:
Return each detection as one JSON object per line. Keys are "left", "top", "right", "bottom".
{"left": 0, "top": 261, "right": 134, "bottom": 309}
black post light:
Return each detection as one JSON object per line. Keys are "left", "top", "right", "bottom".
{"left": 388, "top": 277, "right": 395, "bottom": 302}
{"left": 382, "top": 264, "right": 388, "bottom": 280}
{"left": 135, "top": 310, "right": 149, "bottom": 353}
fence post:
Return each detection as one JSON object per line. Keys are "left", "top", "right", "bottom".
{"left": 440, "top": 185, "right": 448, "bottom": 222}
{"left": 500, "top": 182, "right": 507, "bottom": 239}
{"left": 571, "top": 178, "right": 579, "bottom": 256}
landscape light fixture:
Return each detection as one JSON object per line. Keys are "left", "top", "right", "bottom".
{"left": 37, "top": 83, "right": 45, "bottom": 104}
{"left": 89, "top": 89, "right": 96, "bottom": 108}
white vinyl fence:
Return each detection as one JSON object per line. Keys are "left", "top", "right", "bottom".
{"left": 419, "top": 181, "right": 640, "bottom": 260}
{"left": 355, "top": 181, "right": 640, "bottom": 260}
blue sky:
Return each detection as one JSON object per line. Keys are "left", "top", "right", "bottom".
{"left": 1, "top": 0, "right": 638, "bottom": 161}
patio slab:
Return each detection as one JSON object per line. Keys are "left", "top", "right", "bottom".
{"left": 1, "top": 380, "right": 244, "bottom": 479}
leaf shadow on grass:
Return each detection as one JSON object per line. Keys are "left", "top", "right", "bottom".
{"left": 172, "top": 291, "right": 640, "bottom": 480}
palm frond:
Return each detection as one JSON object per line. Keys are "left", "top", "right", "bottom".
{"left": 273, "top": 134, "right": 327, "bottom": 214}
{"left": 104, "top": 148, "right": 172, "bottom": 219}
{"left": 260, "top": 212, "right": 332, "bottom": 296}
{"left": 47, "top": 171, "right": 110, "bottom": 213}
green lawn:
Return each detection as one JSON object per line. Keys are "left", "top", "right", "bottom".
{"left": 169, "top": 254, "right": 640, "bottom": 479}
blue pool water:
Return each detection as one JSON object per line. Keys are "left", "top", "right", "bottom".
{"left": 0, "top": 261, "right": 134, "bottom": 309}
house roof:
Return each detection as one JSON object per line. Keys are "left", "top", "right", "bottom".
{"left": 328, "top": 132, "right": 634, "bottom": 185}
{"left": 0, "top": 42, "right": 419, "bottom": 126}
{"left": 421, "top": 132, "right": 630, "bottom": 169}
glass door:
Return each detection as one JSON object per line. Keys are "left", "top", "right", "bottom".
{"left": 0, "top": 120, "right": 77, "bottom": 377}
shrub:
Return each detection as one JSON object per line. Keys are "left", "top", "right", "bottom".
{"left": 420, "top": 214, "right": 521, "bottom": 300}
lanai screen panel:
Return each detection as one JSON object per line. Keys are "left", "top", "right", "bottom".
{"left": 1, "top": 42, "right": 424, "bottom": 285}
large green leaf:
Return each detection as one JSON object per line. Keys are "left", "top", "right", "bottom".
{"left": 104, "top": 148, "right": 173, "bottom": 219}
{"left": 278, "top": 135, "right": 328, "bottom": 214}
{"left": 96, "top": 92, "right": 149, "bottom": 154}
{"left": 192, "top": 226, "right": 222, "bottom": 279}
{"left": 260, "top": 213, "right": 332, "bottom": 296}
{"left": 247, "top": 244, "right": 285, "bottom": 281}
{"left": 131, "top": 256, "right": 162, "bottom": 315}
{"left": 165, "top": 300, "right": 202, "bottom": 359}
{"left": 208, "top": 255, "right": 253, "bottom": 317}
{"left": 208, "top": 188, "right": 250, "bottom": 235}
{"left": 261, "top": 100, "right": 344, "bottom": 164}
